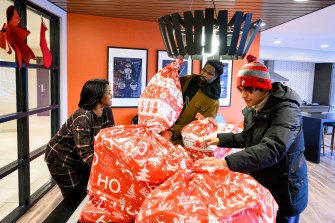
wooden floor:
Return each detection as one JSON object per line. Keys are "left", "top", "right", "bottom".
{"left": 301, "top": 139, "right": 335, "bottom": 223}
{"left": 17, "top": 135, "right": 335, "bottom": 223}
{"left": 16, "top": 186, "right": 63, "bottom": 223}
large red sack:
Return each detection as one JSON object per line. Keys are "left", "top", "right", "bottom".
{"left": 217, "top": 123, "right": 242, "bottom": 134}
{"left": 182, "top": 113, "right": 218, "bottom": 160}
{"left": 79, "top": 125, "right": 192, "bottom": 222}
{"left": 136, "top": 163, "right": 278, "bottom": 223}
{"left": 181, "top": 116, "right": 244, "bottom": 161}
{"left": 138, "top": 59, "right": 183, "bottom": 133}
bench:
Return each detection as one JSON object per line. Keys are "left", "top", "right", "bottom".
{"left": 43, "top": 190, "right": 87, "bottom": 223}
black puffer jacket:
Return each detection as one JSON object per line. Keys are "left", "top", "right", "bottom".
{"left": 219, "top": 82, "right": 308, "bottom": 216}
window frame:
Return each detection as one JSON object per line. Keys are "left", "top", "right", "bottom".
{"left": 0, "top": 0, "right": 60, "bottom": 222}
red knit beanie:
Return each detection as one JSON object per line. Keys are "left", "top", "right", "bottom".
{"left": 236, "top": 55, "right": 272, "bottom": 90}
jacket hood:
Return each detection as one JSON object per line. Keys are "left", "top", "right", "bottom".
{"left": 270, "top": 82, "right": 302, "bottom": 106}
{"left": 200, "top": 76, "right": 221, "bottom": 100}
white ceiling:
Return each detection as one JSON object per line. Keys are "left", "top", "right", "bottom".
{"left": 260, "top": 4, "right": 335, "bottom": 54}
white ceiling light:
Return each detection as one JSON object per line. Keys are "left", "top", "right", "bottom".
{"left": 320, "top": 44, "right": 329, "bottom": 48}
{"left": 273, "top": 39, "right": 282, "bottom": 44}
{"left": 201, "top": 30, "right": 220, "bottom": 58}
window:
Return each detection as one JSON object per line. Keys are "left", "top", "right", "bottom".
{"left": 0, "top": 0, "right": 60, "bottom": 222}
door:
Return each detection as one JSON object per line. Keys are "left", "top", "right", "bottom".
{"left": 37, "top": 67, "right": 50, "bottom": 116}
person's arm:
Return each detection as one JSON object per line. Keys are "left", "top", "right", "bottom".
{"left": 197, "top": 156, "right": 228, "bottom": 168}
{"left": 170, "top": 124, "right": 182, "bottom": 138}
{"left": 218, "top": 132, "right": 246, "bottom": 148}
{"left": 200, "top": 132, "right": 246, "bottom": 149}
{"left": 226, "top": 103, "right": 302, "bottom": 173}
{"left": 197, "top": 124, "right": 246, "bottom": 168}
{"left": 72, "top": 113, "right": 94, "bottom": 166}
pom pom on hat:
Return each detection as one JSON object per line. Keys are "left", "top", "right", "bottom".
{"left": 237, "top": 54, "right": 272, "bottom": 90}
{"left": 246, "top": 54, "right": 257, "bottom": 63}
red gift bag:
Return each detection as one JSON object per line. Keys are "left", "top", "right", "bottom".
{"left": 213, "top": 123, "right": 244, "bottom": 159}
{"left": 181, "top": 113, "right": 218, "bottom": 160}
{"left": 138, "top": 59, "right": 183, "bottom": 133}
{"left": 136, "top": 163, "right": 278, "bottom": 223}
{"left": 217, "top": 123, "right": 242, "bottom": 134}
{"left": 79, "top": 125, "right": 192, "bottom": 223}
{"left": 79, "top": 199, "right": 116, "bottom": 222}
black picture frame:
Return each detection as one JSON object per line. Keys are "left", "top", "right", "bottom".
{"left": 107, "top": 46, "right": 148, "bottom": 107}
{"left": 157, "top": 50, "right": 193, "bottom": 76}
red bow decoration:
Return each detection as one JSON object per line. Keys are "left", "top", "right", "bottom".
{"left": 40, "top": 18, "right": 52, "bottom": 68}
{"left": 0, "top": 5, "right": 36, "bottom": 69}
{"left": 0, "top": 24, "right": 6, "bottom": 49}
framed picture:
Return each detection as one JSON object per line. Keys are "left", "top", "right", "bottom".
{"left": 202, "top": 59, "right": 233, "bottom": 107}
{"left": 157, "top": 50, "right": 193, "bottom": 76}
{"left": 107, "top": 47, "right": 148, "bottom": 107}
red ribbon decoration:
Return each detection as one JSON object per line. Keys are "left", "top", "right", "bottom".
{"left": 0, "top": 5, "right": 36, "bottom": 69}
{"left": 40, "top": 18, "right": 52, "bottom": 68}
{"left": 0, "top": 24, "right": 6, "bottom": 50}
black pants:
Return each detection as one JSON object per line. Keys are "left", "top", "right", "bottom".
{"left": 276, "top": 212, "right": 300, "bottom": 223}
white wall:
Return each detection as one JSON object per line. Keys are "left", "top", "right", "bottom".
{"left": 260, "top": 46, "right": 335, "bottom": 63}
{"left": 273, "top": 61, "right": 315, "bottom": 103}
{"left": 260, "top": 43, "right": 335, "bottom": 106}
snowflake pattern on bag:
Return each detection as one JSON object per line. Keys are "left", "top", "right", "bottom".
{"left": 136, "top": 163, "right": 278, "bottom": 223}
{"left": 138, "top": 59, "right": 183, "bottom": 133}
{"left": 79, "top": 125, "right": 192, "bottom": 223}
{"left": 182, "top": 114, "right": 244, "bottom": 161}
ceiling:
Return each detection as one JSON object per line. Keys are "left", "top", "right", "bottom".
{"left": 46, "top": 0, "right": 335, "bottom": 53}
{"left": 261, "top": 3, "right": 335, "bottom": 53}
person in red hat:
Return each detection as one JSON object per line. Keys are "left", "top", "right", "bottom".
{"left": 198, "top": 55, "right": 308, "bottom": 223}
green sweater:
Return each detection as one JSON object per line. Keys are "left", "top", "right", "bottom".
{"left": 171, "top": 75, "right": 220, "bottom": 145}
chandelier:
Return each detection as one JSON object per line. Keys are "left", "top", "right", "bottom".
{"left": 158, "top": 8, "right": 262, "bottom": 60}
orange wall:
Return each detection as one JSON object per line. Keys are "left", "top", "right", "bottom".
{"left": 67, "top": 13, "right": 260, "bottom": 125}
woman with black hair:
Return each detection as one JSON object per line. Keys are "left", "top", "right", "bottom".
{"left": 45, "top": 79, "right": 115, "bottom": 198}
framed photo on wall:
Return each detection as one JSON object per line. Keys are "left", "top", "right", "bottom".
{"left": 107, "top": 47, "right": 148, "bottom": 107}
{"left": 157, "top": 50, "right": 193, "bottom": 76}
{"left": 202, "top": 59, "right": 233, "bottom": 107}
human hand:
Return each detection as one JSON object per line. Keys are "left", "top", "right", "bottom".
{"left": 196, "top": 157, "right": 228, "bottom": 168}
{"left": 160, "top": 130, "right": 173, "bottom": 140}
{"left": 200, "top": 137, "right": 219, "bottom": 148}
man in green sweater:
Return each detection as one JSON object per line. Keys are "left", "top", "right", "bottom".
{"left": 161, "top": 60, "right": 224, "bottom": 145}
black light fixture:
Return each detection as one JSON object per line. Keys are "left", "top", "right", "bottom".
{"left": 158, "top": 8, "right": 262, "bottom": 60}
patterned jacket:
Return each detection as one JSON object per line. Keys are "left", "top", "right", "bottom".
{"left": 45, "top": 107, "right": 115, "bottom": 168}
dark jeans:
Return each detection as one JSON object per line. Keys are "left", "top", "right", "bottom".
{"left": 276, "top": 212, "right": 300, "bottom": 223}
